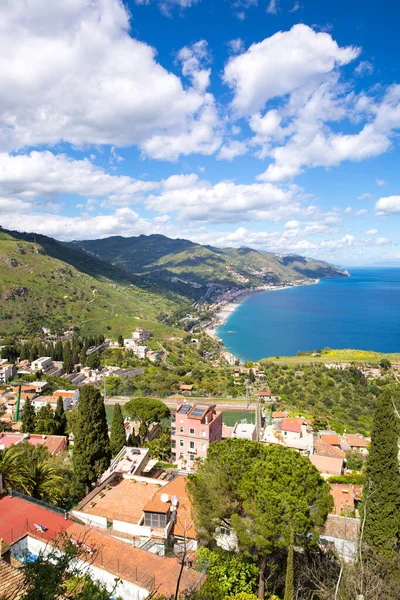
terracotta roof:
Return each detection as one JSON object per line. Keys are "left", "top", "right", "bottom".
{"left": 322, "top": 515, "right": 360, "bottom": 542}
{"left": 314, "top": 441, "right": 346, "bottom": 460}
{"left": 0, "top": 433, "right": 67, "bottom": 456}
{"left": 64, "top": 523, "right": 202, "bottom": 596}
{"left": 0, "top": 495, "right": 74, "bottom": 544}
{"left": 320, "top": 434, "right": 341, "bottom": 446}
{"left": 81, "top": 478, "right": 162, "bottom": 524}
{"left": 179, "top": 385, "right": 194, "bottom": 391}
{"left": 0, "top": 559, "right": 25, "bottom": 600}
{"left": 345, "top": 434, "right": 370, "bottom": 448}
{"left": 309, "top": 455, "right": 343, "bottom": 476}
{"left": 329, "top": 484, "right": 363, "bottom": 515}
{"left": 272, "top": 411, "right": 286, "bottom": 418}
{"left": 281, "top": 418, "right": 302, "bottom": 433}
{"left": 222, "top": 425, "right": 234, "bottom": 438}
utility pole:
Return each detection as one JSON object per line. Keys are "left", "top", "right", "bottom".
{"left": 103, "top": 377, "right": 106, "bottom": 404}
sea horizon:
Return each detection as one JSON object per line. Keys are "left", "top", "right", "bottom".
{"left": 217, "top": 267, "right": 400, "bottom": 362}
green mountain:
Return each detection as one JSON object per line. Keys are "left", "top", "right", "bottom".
{"left": 0, "top": 227, "right": 347, "bottom": 337}
{"left": 0, "top": 229, "right": 181, "bottom": 338}
{"left": 70, "top": 234, "right": 348, "bottom": 299}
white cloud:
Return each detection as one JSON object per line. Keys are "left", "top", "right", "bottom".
{"left": 217, "top": 140, "right": 248, "bottom": 161}
{"left": 228, "top": 38, "right": 245, "bottom": 54}
{"left": 366, "top": 229, "right": 378, "bottom": 235}
{"left": 355, "top": 209, "right": 368, "bottom": 216}
{"left": 176, "top": 40, "right": 211, "bottom": 92}
{"left": 355, "top": 61, "right": 374, "bottom": 77}
{"left": 376, "top": 237, "right": 391, "bottom": 245}
{"left": 358, "top": 193, "right": 372, "bottom": 200}
{"left": 284, "top": 220, "right": 301, "bottom": 229}
{"left": 376, "top": 195, "right": 400, "bottom": 215}
{"left": 376, "top": 178, "right": 387, "bottom": 186}
{"left": 0, "top": 151, "right": 157, "bottom": 202}
{"left": 266, "top": 0, "right": 278, "bottom": 15}
{"left": 0, "top": 0, "right": 219, "bottom": 160}
{"left": 146, "top": 175, "right": 307, "bottom": 223}
{"left": 344, "top": 207, "right": 352, "bottom": 213}
{"left": 223, "top": 24, "right": 360, "bottom": 116}
{"left": 289, "top": 2, "right": 301, "bottom": 12}
{"left": 135, "top": 0, "right": 201, "bottom": 17}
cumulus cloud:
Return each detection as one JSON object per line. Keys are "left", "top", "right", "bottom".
{"left": 358, "top": 192, "right": 372, "bottom": 200}
{"left": 266, "top": 0, "right": 278, "bottom": 15}
{"left": 223, "top": 24, "right": 360, "bottom": 116}
{"left": 0, "top": 0, "right": 219, "bottom": 160}
{"left": 376, "top": 178, "right": 387, "bottom": 186}
{"left": 228, "top": 38, "right": 245, "bottom": 54}
{"left": 217, "top": 140, "right": 248, "bottom": 161}
{"left": 355, "top": 208, "right": 368, "bottom": 216}
{"left": 366, "top": 229, "right": 378, "bottom": 235}
{"left": 376, "top": 195, "right": 400, "bottom": 215}
{"left": 135, "top": 0, "right": 201, "bottom": 17}
{"left": 0, "top": 151, "right": 157, "bottom": 202}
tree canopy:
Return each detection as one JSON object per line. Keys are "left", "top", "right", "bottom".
{"left": 188, "top": 439, "right": 333, "bottom": 599}
{"left": 123, "top": 397, "right": 170, "bottom": 443}
{"left": 72, "top": 385, "right": 111, "bottom": 489}
{"left": 362, "top": 386, "right": 400, "bottom": 555}
{"left": 109, "top": 403, "right": 126, "bottom": 457}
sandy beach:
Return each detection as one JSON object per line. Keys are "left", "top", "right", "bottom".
{"left": 204, "top": 280, "right": 320, "bottom": 341}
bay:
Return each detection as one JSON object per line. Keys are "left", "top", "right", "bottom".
{"left": 217, "top": 268, "right": 400, "bottom": 361}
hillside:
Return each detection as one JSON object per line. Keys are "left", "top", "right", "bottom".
{"left": 0, "top": 229, "right": 181, "bottom": 338}
{"left": 70, "top": 234, "right": 348, "bottom": 300}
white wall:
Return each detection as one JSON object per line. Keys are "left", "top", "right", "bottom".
{"left": 70, "top": 511, "right": 107, "bottom": 529}
{"left": 11, "top": 535, "right": 150, "bottom": 600}
{"left": 113, "top": 521, "right": 152, "bottom": 537}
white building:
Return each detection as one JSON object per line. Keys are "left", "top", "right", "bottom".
{"left": 0, "top": 363, "right": 16, "bottom": 383}
{"left": 31, "top": 357, "right": 53, "bottom": 372}
{"left": 231, "top": 422, "right": 257, "bottom": 441}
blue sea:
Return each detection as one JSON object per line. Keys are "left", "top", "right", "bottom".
{"left": 218, "top": 268, "right": 400, "bottom": 361}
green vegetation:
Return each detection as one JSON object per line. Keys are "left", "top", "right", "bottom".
{"left": 0, "top": 228, "right": 182, "bottom": 337}
{"left": 123, "top": 397, "right": 170, "bottom": 444}
{"left": 109, "top": 403, "right": 126, "bottom": 457}
{"left": 362, "top": 387, "right": 400, "bottom": 555}
{"left": 21, "top": 397, "right": 36, "bottom": 433}
{"left": 262, "top": 347, "right": 400, "bottom": 365}
{"left": 72, "top": 386, "right": 111, "bottom": 489}
{"left": 260, "top": 362, "right": 397, "bottom": 434}
{"left": 188, "top": 439, "right": 332, "bottom": 599}
{"left": 70, "top": 234, "right": 347, "bottom": 301}
{"left": 0, "top": 443, "right": 78, "bottom": 506}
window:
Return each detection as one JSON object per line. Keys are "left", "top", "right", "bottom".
{"left": 144, "top": 512, "right": 167, "bottom": 529}
{"left": 180, "top": 440, "right": 184, "bottom": 447}
{"left": 189, "top": 454, "right": 194, "bottom": 460}
{"left": 201, "top": 443, "right": 206, "bottom": 451}
{"left": 190, "top": 441, "right": 195, "bottom": 449}
{"left": 220, "top": 526, "right": 231, "bottom": 537}
{"left": 201, "top": 430, "right": 206, "bottom": 437}
{"left": 189, "top": 428, "right": 195, "bottom": 435}
{"left": 179, "top": 426, "right": 184, "bottom": 433}
{"left": 180, "top": 453, "right": 184, "bottom": 459}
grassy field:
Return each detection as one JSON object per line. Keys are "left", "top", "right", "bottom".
{"left": 261, "top": 348, "right": 400, "bottom": 365}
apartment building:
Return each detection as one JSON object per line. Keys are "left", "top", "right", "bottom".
{"left": 171, "top": 402, "right": 222, "bottom": 470}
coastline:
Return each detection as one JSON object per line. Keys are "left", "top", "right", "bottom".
{"left": 204, "top": 279, "right": 320, "bottom": 342}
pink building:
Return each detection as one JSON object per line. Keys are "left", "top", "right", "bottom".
{"left": 171, "top": 403, "right": 223, "bottom": 470}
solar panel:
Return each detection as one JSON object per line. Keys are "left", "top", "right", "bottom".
{"left": 179, "top": 404, "right": 191, "bottom": 414}
{"left": 191, "top": 408, "right": 206, "bottom": 417}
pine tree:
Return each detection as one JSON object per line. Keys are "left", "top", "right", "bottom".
{"left": 21, "top": 397, "right": 36, "bottom": 433}
{"left": 54, "top": 397, "right": 67, "bottom": 436}
{"left": 72, "top": 385, "right": 111, "bottom": 489}
{"left": 362, "top": 387, "right": 400, "bottom": 555}
{"left": 284, "top": 531, "right": 295, "bottom": 600}
{"left": 118, "top": 335, "right": 124, "bottom": 347}
{"left": 110, "top": 404, "right": 126, "bottom": 457}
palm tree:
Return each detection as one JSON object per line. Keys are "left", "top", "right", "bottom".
{"left": 0, "top": 447, "right": 28, "bottom": 492}
{"left": 20, "top": 457, "right": 63, "bottom": 504}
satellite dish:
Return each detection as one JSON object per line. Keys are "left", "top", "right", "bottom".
{"left": 171, "top": 495, "right": 179, "bottom": 507}
{"left": 160, "top": 493, "right": 169, "bottom": 503}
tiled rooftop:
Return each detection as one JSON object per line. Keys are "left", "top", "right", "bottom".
{"left": 314, "top": 441, "right": 346, "bottom": 460}
{"left": 81, "top": 477, "right": 162, "bottom": 524}
{"left": 0, "top": 559, "right": 25, "bottom": 600}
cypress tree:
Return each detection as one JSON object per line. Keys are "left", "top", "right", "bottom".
{"left": 362, "top": 387, "right": 400, "bottom": 555}
{"left": 54, "top": 397, "right": 67, "bottom": 436}
{"left": 72, "top": 385, "right": 111, "bottom": 489}
{"left": 284, "top": 531, "right": 295, "bottom": 600}
{"left": 62, "top": 344, "right": 74, "bottom": 374}
{"left": 21, "top": 397, "right": 36, "bottom": 433}
{"left": 110, "top": 404, "right": 126, "bottom": 457}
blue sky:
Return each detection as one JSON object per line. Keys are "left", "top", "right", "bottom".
{"left": 1, "top": 0, "right": 400, "bottom": 265}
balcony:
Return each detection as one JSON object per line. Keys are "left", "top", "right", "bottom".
{"left": 187, "top": 448, "right": 197, "bottom": 454}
